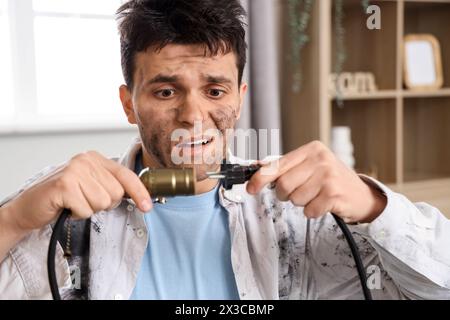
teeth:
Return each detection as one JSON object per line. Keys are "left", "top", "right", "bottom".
{"left": 190, "top": 139, "right": 207, "bottom": 145}
{"left": 179, "top": 138, "right": 211, "bottom": 147}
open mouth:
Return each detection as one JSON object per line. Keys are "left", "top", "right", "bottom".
{"left": 176, "top": 136, "right": 214, "bottom": 149}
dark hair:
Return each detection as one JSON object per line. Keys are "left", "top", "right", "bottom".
{"left": 116, "top": 0, "right": 247, "bottom": 89}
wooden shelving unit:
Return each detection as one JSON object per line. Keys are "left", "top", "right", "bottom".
{"left": 279, "top": 0, "right": 450, "bottom": 217}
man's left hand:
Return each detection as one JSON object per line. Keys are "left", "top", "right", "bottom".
{"left": 246, "top": 141, "right": 387, "bottom": 224}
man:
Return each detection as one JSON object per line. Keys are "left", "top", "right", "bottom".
{"left": 0, "top": 0, "right": 449, "bottom": 300}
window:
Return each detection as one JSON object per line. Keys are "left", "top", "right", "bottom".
{"left": 32, "top": 0, "right": 122, "bottom": 15}
{"left": 0, "top": 0, "right": 14, "bottom": 122}
{"left": 0, "top": 0, "right": 132, "bottom": 133}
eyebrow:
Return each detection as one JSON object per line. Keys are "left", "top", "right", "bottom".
{"left": 145, "top": 73, "right": 233, "bottom": 86}
{"left": 204, "top": 75, "right": 233, "bottom": 85}
{"left": 147, "top": 74, "right": 179, "bottom": 85}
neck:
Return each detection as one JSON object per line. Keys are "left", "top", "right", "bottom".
{"left": 141, "top": 148, "right": 220, "bottom": 195}
{"left": 195, "top": 178, "right": 220, "bottom": 195}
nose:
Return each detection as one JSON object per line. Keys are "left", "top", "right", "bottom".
{"left": 176, "top": 93, "right": 206, "bottom": 126}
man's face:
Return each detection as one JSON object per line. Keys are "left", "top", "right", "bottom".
{"left": 120, "top": 44, "right": 247, "bottom": 181}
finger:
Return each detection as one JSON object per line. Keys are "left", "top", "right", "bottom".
{"left": 91, "top": 166, "right": 126, "bottom": 210}
{"left": 90, "top": 152, "right": 152, "bottom": 212}
{"left": 78, "top": 176, "right": 113, "bottom": 213}
{"left": 61, "top": 179, "right": 96, "bottom": 220}
{"left": 247, "top": 142, "right": 320, "bottom": 194}
{"left": 274, "top": 157, "right": 316, "bottom": 201}
{"left": 286, "top": 170, "right": 323, "bottom": 206}
{"left": 247, "top": 154, "right": 306, "bottom": 195}
{"left": 303, "top": 191, "right": 335, "bottom": 219}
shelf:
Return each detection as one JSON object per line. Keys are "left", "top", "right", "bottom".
{"left": 403, "top": 170, "right": 448, "bottom": 182}
{"left": 333, "top": 99, "right": 397, "bottom": 184}
{"left": 388, "top": 177, "right": 450, "bottom": 218}
{"left": 405, "top": 1, "right": 450, "bottom": 88}
{"left": 404, "top": 97, "right": 450, "bottom": 183}
{"left": 403, "top": 1, "right": 450, "bottom": 7}
{"left": 332, "top": 88, "right": 450, "bottom": 100}
{"left": 402, "top": 88, "right": 450, "bottom": 98}
{"left": 331, "top": 90, "right": 398, "bottom": 101}
{"left": 331, "top": 1, "right": 398, "bottom": 90}
{"left": 280, "top": 0, "right": 450, "bottom": 216}
{"left": 392, "top": 177, "right": 450, "bottom": 193}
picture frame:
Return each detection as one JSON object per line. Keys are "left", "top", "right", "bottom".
{"left": 403, "top": 34, "right": 443, "bottom": 91}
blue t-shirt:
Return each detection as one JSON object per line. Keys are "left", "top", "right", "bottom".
{"left": 130, "top": 154, "right": 239, "bottom": 300}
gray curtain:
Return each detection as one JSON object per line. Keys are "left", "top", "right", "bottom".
{"left": 237, "top": 0, "right": 282, "bottom": 156}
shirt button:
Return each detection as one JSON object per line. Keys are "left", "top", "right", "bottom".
{"left": 114, "top": 293, "right": 123, "bottom": 300}
{"left": 127, "top": 204, "right": 135, "bottom": 212}
{"left": 235, "top": 195, "right": 242, "bottom": 202}
{"left": 136, "top": 228, "right": 146, "bottom": 238}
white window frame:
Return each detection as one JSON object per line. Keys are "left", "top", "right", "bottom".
{"left": 0, "top": 0, "right": 134, "bottom": 135}
{"left": 0, "top": 0, "right": 14, "bottom": 121}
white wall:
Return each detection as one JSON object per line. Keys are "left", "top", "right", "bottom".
{"left": 0, "top": 128, "right": 139, "bottom": 199}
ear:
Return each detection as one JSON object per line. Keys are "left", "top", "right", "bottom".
{"left": 236, "top": 82, "right": 248, "bottom": 121}
{"left": 119, "top": 85, "right": 137, "bottom": 124}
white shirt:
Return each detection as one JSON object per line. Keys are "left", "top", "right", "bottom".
{"left": 1, "top": 136, "right": 450, "bottom": 299}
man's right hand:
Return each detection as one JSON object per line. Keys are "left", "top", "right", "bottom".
{"left": 2, "top": 151, "right": 152, "bottom": 239}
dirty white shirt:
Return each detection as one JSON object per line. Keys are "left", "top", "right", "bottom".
{"left": 1, "top": 137, "right": 450, "bottom": 300}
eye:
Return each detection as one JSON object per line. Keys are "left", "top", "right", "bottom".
{"left": 208, "top": 88, "right": 225, "bottom": 98}
{"left": 155, "top": 89, "right": 176, "bottom": 99}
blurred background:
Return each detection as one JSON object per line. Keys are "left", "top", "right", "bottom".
{"left": 1, "top": 0, "right": 449, "bottom": 217}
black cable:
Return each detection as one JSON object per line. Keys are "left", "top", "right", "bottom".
{"left": 218, "top": 163, "right": 372, "bottom": 299}
{"left": 332, "top": 213, "right": 373, "bottom": 300}
{"left": 47, "top": 165, "right": 373, "bottom": 300}
{"left": 48, "top": 211, "right": 372, "bottom": 300}
{"left": 47, "top": 208, "right": 71, "bottom": 300}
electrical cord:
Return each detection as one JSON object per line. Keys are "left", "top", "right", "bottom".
{"left": 214, "top": 163, "right": 372, "bottom": 300}
{"left": 332, "top": 214, "right": 372, "bottom": 300}
{"left": 47, "top": 165, "right": 372, "bottom": 300}
{"left": 48, "top": 208, "right": 71, "bottom": 300}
